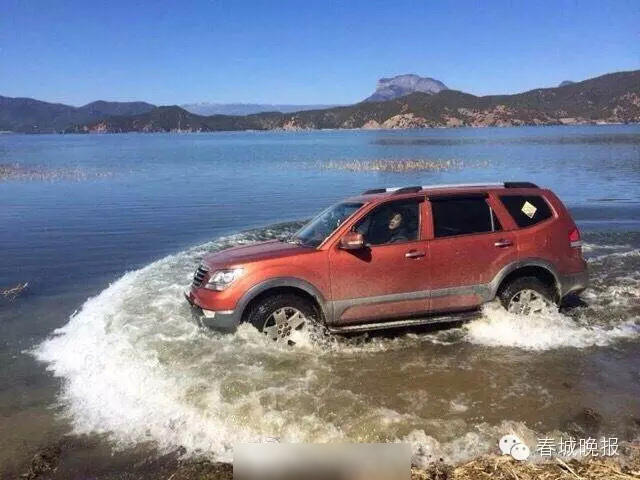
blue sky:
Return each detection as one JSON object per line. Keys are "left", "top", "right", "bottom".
{"left": 1, "top": 0, "right": 638, "bottom": 106}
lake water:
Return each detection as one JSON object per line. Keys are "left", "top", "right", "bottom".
{"left": 1, "top": 126, "right": 639, "bottom": 475}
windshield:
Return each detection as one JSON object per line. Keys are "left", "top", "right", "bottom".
{"left": 290, "top": 202, "right": 364, "bottom": 247}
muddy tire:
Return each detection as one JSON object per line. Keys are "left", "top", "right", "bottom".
{"left": 498, "top": 276, "right": 557, "bottom": 315}
{"left": 245, "top": 294, "right": 318, "bottom": 343}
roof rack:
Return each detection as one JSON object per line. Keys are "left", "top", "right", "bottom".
{"left": 504, "top": 181, "right": 539, "bottom": 188}
{"left": 392, "top": 186, "right": 422, "bottom": 194}
{"left": 362, "top": 188, "right": 387, "bottom": 194}
{"left": 420, "top": 182, "right": 504, "bottom": 190}
{"left": 360, "top": 182, "right": 539, "bottom": 195}
{"left": 361, "top": 182, "right": 504, "bottom": 195}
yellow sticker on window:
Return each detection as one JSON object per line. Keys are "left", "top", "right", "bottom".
{"left": 521, "top": 201, "right": 537, "bottom": 218}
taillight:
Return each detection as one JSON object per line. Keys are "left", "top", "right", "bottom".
{"left": 569, "top": 226, "right": 582, "bottom": 247}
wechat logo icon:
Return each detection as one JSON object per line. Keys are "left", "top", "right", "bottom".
{"left": 499, "top": 434, "right": 530, "bottom": 461}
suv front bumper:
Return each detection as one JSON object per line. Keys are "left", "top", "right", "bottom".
{"left": 184, "top": 291, "right": 239, "bottom": 332}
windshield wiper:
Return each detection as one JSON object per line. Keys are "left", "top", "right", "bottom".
{"left": 285, "top": 235, "right": 303, "bottom": 245}
{"left": 288, "top": 235, "right": 318, "bottom": 247}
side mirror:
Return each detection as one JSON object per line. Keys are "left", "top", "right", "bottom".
{"left": 339, "top": 231, "right": 365, "bottom": 250}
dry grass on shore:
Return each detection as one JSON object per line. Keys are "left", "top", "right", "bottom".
{"left": 415, "top": 449, "right": 640, "bottom": 480}
{"left": 18, "top": 445, "right": 640, "bottom": 480}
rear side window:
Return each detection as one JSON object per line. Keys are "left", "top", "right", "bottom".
{"left": 431, "top": 196, "right": 500, "bottom": 238}
{"left": 499, "top": 195, "right": 553, "bottom": 228}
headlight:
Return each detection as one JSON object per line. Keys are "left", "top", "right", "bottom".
{"left": 204, "top": 268, "right": 244, "bottom": 291}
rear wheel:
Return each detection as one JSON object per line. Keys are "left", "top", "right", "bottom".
{"left": 245, "top": 294, "right": 317, "bottom": 344}
{"left": 499, "top": 276, "right": 556, "bottom": 315}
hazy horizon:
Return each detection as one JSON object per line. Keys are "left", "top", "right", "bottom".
{"left": 5, "top": 68, "right": 640, "bottom": 109}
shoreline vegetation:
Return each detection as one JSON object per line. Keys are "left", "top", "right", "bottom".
{"left": 3, "top": 119, "right": 639, "bottom": 136}
{"left": 0, "top": 164, "right": 113, "bottom": 182}
{"left": 0, "top": 159, "right": 471, "bottom": 181}
{"left": 1, "top": 70, "right": 638, "bottom": 134}
{"left": 0, "top": 282, "right": 28, "bottom": 301}
{"left": 319, "top": 158, "right": 472, "bottom": 172}
{"left": 16, "top": 436, "right": 640, "bottom": 480}
{"left": 1, "top": 158, "right": 482, "bottom": 181}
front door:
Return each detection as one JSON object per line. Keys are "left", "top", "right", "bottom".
{"left": 327, "top": 198, "right": 430, "bottom": 325}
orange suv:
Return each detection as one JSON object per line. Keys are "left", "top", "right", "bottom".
{"left": 186, "top": 182, "right": 588, "bottom": 342}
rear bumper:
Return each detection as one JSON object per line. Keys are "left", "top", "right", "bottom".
{"left": 184, "top": 291, "right": 240, "bottom": 332}
{"left": 559, "top": 270, "right": 589, "bottom": 298}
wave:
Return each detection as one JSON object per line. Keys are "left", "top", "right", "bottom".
{"left": 464, "top": 302, "right": 638, "bottom": 350}
{"left": 31, "top": 225, "right": 640, "bottom": 461}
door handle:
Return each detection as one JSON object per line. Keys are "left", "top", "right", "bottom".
{"left": 405, "top": 250, "right": 426, "bottom": 259}
{"left": 494, "top": 239, "right": 513, "bottom": 248}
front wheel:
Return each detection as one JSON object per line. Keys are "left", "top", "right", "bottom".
{"left": 245, "top": 294, "right": 318, "bottom": 344}
{"left": 499, "top": 277, "right": 556, "bottom": 315}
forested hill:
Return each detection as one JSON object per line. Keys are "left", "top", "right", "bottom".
{"left": 4, "top": 70, "right": 638, "bottom": 133}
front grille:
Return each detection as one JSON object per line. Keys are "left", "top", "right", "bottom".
{"left": 192, "top": 265, "right": 209, "bottom": 288}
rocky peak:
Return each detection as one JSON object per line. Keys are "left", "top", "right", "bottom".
{"left": 363, "top": 74, "right": 448, "bottom": 102}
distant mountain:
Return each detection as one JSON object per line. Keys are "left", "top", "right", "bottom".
{"left": 70, "top": 70, "right": 640, "bottom": 133}
{"left": 65, "top": 106, "right": 280, "bottom": 133}
{"left": 280, "top": 70, "right": 639, "bottom": 129}
{"left": 559, "top": 80, "right": 575, "bottom": 87}
{"left": 0, "top": 96, "right": 155, "bottom": 133}
{"left": 181, "top": 103, "right": 340, "bottom": 116}
{"left": 363, "top": 74, "right": 448, "bottom": 102}
{"left": 79, "top": 100, "right": 156, "bottom": 117}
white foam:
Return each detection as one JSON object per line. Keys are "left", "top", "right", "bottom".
{"left": 30, "top": 229, "right": 640, "bottom": 463}
{"left": 464, "top": 301, "right": 639, "bottom": 350}
{"left": 584, "top": 274, "right": 640, "bottom": 307}
{"left": 449, "top": 399, "right": 469, "bottom": 413}
{"left": 582, "top": 242, "right": 631, "bottom": 253}
{"left": 34, "top": 253, "right": 242, "bottom": 459}
{"left": 588, "top": 247, "right": 640, "bottom": 263}
{"left": 403, "top": 420, "right": 544, "bottom": 466}
{"left": 31, "top": 234, "right": 414, "bottom": 460}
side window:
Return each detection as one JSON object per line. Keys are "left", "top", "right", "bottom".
{"left": 355, "top": 199, "right": 421, "bottom": 246}
{"left": 499, "top": 195, "right": 553, "bottom": 228}
{"left": 432, "top": 196, "right": 500, "bottom": 238}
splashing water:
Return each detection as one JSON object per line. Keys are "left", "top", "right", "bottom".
{"left": 465, "top": 302, "right": 638, "bottom": 350}
{"left": 32, "top": 225, "right": 640, "bottom": 463}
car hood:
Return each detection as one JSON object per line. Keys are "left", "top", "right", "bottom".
{"left": 202, "top": 240, "right": 314, "bottom": 268}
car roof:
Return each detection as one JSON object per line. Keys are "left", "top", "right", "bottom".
{"left": 344, "top": 182, "right": 543, "bottom": 203}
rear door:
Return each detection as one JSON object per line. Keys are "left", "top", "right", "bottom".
{"left": 427, "top": 194, "right": 517, "bottom": 312}
{"left": 327, "top": 197, "right": 430, "bottom": 325}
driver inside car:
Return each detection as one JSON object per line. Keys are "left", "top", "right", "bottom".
{"left": 387, "top": 212, "right": 409, "bottom": 243}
